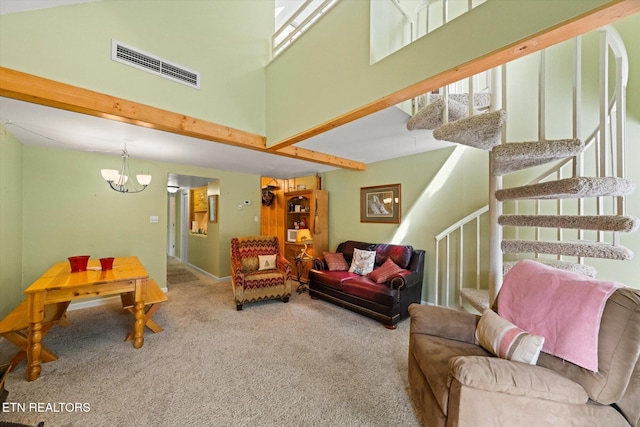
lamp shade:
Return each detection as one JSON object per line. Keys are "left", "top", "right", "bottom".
{"left": 136, "top": 174, "right": 152, "bottom": 186}
{"left": 167, "top": 185, "right": 180, "bottom": 194}
{"left": 296, "top": 229, "right": 313, "bottom": 243}
{"left": 101, "top": 169, "right": 120, "bottom": 181}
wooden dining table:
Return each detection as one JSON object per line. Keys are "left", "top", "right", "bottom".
{"left": 24, "top": 256, "right": 149, "bottom": 381}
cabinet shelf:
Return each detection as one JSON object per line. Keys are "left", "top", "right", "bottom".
{"left": 283, "top": 189, "right": 328, "bottom": 280}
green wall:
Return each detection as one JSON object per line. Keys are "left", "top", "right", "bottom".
{"left": 0, "top": 139, "right": 261, "bottom": 318}
{"left": 322, "top": 145, "right": 490, "bottom": 303}
{"left": 265, "top": 0, "right": 612, "bottom": 144}
{"left": 0, "top": 0, "right": 272, "bottom": 135}
{"left": 0, "top": 127, "right": 23, "bottom": 317}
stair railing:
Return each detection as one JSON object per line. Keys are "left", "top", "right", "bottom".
{"left": 272, "top": 0, "right": 339, "bottom": 58}
{"left": 432, "top": 26, "right": 628, "bottom": 308}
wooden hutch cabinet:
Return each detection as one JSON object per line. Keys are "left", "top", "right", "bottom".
{"left": 283, "top": 189, "right": 328, "bottom": 277}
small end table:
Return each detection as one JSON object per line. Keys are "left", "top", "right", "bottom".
{"left": 294, "top": 254, "right": 314, "bottom": 294}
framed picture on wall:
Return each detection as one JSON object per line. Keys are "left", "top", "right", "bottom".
{"left": 360, "top": 184, "right": 401, "bottom": 224}
{"left": 208, "top": 195, "right": 218, "bottom": 223}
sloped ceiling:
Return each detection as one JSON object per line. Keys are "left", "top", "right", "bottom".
{"left": 0, "top": 0, "right": 449, "bottom": 184}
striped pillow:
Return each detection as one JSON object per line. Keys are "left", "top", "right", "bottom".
{"left": 323, "top": 252, "right": 349, "bottom": 271}
{"left": 475, "top": 309, "right": 545, "bottom": 365}
{"left": 367, "top": 257, "right": 404, "bottom": 284}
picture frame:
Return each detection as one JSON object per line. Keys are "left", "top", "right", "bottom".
{"left": 360, "top": 184, "right": 401, "bottom": 224}
{"left": 208, "top": 195, "right": 218, "bottom": 223}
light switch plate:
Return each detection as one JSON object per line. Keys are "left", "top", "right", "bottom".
{"left": 150, "top": 215, "right": 159, "bottom": 224}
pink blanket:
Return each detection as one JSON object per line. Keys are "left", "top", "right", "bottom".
{"left": 498, "top": 260, "right": 622, "bottom": 372}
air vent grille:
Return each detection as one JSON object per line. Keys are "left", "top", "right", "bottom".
{"left": 112, "top": 40, "right": 200, "bottom": 89}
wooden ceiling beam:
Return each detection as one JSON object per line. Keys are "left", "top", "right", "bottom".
{"left": 0, "top": 66, "right": 266, "bottom": 149}
{"left": 270, "top": 0, "right": 640, "bottom": 150}
{"left": 0, "top": 66, "right": 363, "bottom": 169}
{"left": 272, "top": 145, "right": 366, "bottom": 171}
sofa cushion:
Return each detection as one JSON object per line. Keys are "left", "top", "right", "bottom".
{"left": 374, "top": 244, "right": 413, "bottom": 269}
{"left": 323, "top": 251, "right": 349, "bottom": 271}
{"left": 410, "top": 334, "right": 492, "bottom": 415}
{"left": 475, "top": 309, "right": 545, "bottom": 365}
{"left": 367, "top": 257, "right": 405, "bottom": 284}
{"left": 309, "top": 270, "right": 359, "bottom": 291}
{"left": 348, "top": 248, "right": 376, "bottom": 275}
{"left": 342, "top": 276, "right": 397, "bottom": 306}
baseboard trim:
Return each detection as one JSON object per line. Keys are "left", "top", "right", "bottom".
{"left": 185, "top": 263, "right": 229, "bottom": 282}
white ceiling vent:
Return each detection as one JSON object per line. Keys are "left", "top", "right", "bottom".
{"left": 111, "top": 40, "right": 200, "bottom": 89}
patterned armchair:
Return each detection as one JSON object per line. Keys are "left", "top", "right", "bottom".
{"left": 230, "top": 236, "right": 292, "bottom": 310}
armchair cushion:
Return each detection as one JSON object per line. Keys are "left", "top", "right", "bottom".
{"left": 242, "top": 269, "right": 285, "bottom": 289}
{"left": 241, "top": 256, "right": 259, "bottom": 272}
{"left": 449, "top": 356, "right": 588, "bottom": 404}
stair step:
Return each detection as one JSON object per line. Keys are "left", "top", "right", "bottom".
{"left": 426, "top": 93, "right": 491, "bottom": 109}
{"left": 496, "top": 177, "right": 636, "bottom": 201}
{"left": 407, "top": 98, "right": 469, "bottom": 130}
{"left": 460, "top": 288, "right": 490, "bottom": 312}
{"left": 433, "top": 110, "right": 507, "bottom": 150}
{"left": 491, "top": 139, "right": 585, "bottom": 175}
{"left": 503, "top": 260, "right": 597, "bottom": 277}
{"left": 498, "top": 214, "right": 640, "bottom": 232}
{"left": 501, "top": 239, "right": 634, "bottom": 260}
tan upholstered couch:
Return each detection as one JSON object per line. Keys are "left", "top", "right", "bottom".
{"left": 408, "top": 287, "right": 640, "bottom": 427}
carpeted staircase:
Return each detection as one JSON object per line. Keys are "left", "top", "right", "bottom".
{"left": 409, "top": 96, "right": 639, "bottom": 312}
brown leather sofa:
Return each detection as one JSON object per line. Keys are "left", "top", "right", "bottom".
{"left": 407, "top": 286, "right": 640, "bottom": 427}
{"left": 308, "top": 240, "right": 425, "bottom": 328}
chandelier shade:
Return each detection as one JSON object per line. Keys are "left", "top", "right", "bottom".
{"left": 101, "top": 145, "right": 151, "bottom": 193}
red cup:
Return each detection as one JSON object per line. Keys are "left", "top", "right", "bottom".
{"left": 99, "top": 257, "right": 115, "bottom": 270}
{"left": 68, "top": 256, "right": 90, "bottom": 272}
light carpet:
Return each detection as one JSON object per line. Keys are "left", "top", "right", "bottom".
{"left": 0, "top": 264, "right": 420, "bottom": 427}
{"left": 166, "top": 268, "right": 200, "bottom": 285}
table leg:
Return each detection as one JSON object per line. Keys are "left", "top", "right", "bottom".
{"left": 26, "top": 293, "right": 44, "bottom": 382}
{"left": 132, "top": 279, "right": 146, "bottom": 349}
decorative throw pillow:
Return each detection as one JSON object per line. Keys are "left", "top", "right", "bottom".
{"left": 348, "top": 248, "right": 376, "bottom": 276}
{"left": 475, "top": 309, "right": 545, "bottom": 365}
{"left": 323, "top": 252, "right": 349, "bottom": 271}
{"left": 258, "top": 254, "right": 277, "bottom": 271}
{"left": 241, "top": 256, "right": 259, "bottom": 272}
{"left": 367, "top": 257, "right": 404, "bottom": 284}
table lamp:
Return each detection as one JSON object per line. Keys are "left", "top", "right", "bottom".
{"left": 296, "top": 229, "right": 313, "bottom": 259}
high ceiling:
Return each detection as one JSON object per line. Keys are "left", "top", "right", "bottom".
{"left": 0, "top": 0, "right": 450, "bottom": 187}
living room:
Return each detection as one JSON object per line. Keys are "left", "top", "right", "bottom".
{"left": 1, "top": 1, "right": 640, "bottom": 425}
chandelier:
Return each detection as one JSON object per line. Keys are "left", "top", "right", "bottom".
{"left": 100, "top": 145, "right": 152, "bottom": 193}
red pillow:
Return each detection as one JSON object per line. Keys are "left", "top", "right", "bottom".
{"left": 367, "top": 257, "right": 404, "bottom": 284}
{"left": 323, "top": 252, "right": 349, "bottom": 271}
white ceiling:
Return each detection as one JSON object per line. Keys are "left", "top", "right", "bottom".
{"left": 0, "top": 0, "right": 452, "bottom": 188}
